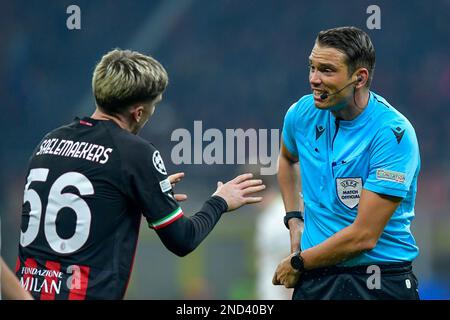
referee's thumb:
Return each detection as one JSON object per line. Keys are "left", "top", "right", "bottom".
{"left": 217, "top": 181, "right": 223, "bottom": 188}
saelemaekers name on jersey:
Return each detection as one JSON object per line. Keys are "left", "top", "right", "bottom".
{"left": 36, "top": 138, "right": 113, "bottom": 164}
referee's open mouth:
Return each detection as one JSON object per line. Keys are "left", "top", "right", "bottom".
{"left": 312, "top": 89, "right": 327, "bottom": 101}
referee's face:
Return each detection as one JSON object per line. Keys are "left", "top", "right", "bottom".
{"left": 309, "top": 43, "right": 354, "bottom": 110}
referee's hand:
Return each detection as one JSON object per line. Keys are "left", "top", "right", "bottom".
{"left": 272, "top": 253, "right": 302, "bottom": 288}
{"left": 213, "top": 173, "right": 265, "bottom": 211}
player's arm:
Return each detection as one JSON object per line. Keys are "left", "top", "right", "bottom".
{"left": 278, "top": 138, "right": 304, "bottom": 253}
{"left": 1, "top": 257, "right": 33, "bottom": 300}
{"left": 273, "top": 190, "right": 401, "bottom": 287}
{"left": 156, "top": 173, "right": 264, "bottom": 257}
{"left": 125, "top": 144, "right": 264, "bottom": 257}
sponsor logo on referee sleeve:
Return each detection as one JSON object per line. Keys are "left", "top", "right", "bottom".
{"left": 376, "top": 169, "right": 405, "bottom": 184}
{"left": 336, "top": 177, "right": 362, "bottom": 209}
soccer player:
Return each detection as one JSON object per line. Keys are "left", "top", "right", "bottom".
{"left": 16, "top": 49, "right": 265, "bottom": 300}
{"left": 273, "top": 27, "right": 421, "bottom": 299}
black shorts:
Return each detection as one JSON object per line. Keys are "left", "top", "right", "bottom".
{"left": 293, "top": 262, "right": 420, "bottom": 300}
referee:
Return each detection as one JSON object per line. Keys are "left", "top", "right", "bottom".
{"left": 273, "top": 26, "right": 421, "bottom": 300}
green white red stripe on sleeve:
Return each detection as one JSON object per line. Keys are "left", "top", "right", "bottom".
{"left": 149, "top": 207, "right": 184, "bottom": 230}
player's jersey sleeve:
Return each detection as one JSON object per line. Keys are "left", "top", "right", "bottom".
{"left": 364, "top": 122, "right": 420, "bottom": 198}
{"left": 282, "top": 102, "right": 299, "bottom": 157}
{"left": 122, "top": 142, "right": 182, "bottom": 229}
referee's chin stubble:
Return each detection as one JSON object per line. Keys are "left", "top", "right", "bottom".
{"left": 313, "top": 98, "right": 331, "bottom": 109}
{"left": 315, "top": 95, "right": 348, "bottom": 111}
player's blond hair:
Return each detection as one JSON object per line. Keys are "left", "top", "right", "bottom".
{"left": 92, "top": 49, "right": 168, "bottom": 114}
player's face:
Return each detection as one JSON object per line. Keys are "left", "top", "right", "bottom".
{"left": 308, "top": 43, "right": 354, "bottom": 110}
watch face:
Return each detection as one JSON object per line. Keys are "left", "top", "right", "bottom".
{"left": 291, "top": 254, "right": 304, "bottom": 271}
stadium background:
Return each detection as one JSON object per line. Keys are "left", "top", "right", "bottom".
{"left": 0, "top": 0, "right": 448, "bottom": 299}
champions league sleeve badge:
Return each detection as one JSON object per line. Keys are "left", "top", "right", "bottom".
{"left": 152, "top": 150, "right": 167, "bottom": 175}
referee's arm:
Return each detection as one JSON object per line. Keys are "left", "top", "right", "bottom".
{"left": 273, "top": 189, "right": 401, "bottom": 287}
{"left": 300, "top": 189, "right": 401, "bottom": 269}
{"left": 278, "top": 139, "right": 304, "bottom": 254}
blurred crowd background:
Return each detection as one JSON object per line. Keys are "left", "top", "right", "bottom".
{"left": 0, "top": 0, "right": 448, "bottom": 299}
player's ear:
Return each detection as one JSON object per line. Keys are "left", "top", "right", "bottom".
{"left": 131, "top": 105, "right": 145, "bottom": 123}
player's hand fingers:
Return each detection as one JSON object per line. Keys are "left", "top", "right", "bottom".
{"left": 237, "top": 179, "right": 263, "bottom": 189}
{"left": 242, "top": 184, "right": 266, "bottom": 195}
{"left": 231, "top": 173, "right": 253, "bottom": 184}
{"left": 169, "top": 172, "right": 185, "bottom": 185}
{"left": 174, "top": 194, "right": 188, "bottom": 202}
{"left": 243, "top": 196, "right": 263, "bottom": 204}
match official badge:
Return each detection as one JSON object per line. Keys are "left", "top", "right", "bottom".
{"left": 336, "top": 177, "right": 362, "bottom": 209}
{"left": 152, "top": 150, "right": 167, "bottom": 175}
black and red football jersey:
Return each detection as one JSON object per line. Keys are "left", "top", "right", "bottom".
{"left": 16, "top": 117, "right": 183, "bottom": 299}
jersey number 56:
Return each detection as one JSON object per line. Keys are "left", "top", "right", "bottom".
{"left": 21, "top": 168, "right": 94, "bottom": 254}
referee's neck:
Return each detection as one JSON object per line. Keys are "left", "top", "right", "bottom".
{"left": 331, "top": 90, "right": 370, "bottom": 121}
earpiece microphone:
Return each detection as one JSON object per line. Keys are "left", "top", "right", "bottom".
{"left": 320, "top": 76, "right": 363, "bottom": 100}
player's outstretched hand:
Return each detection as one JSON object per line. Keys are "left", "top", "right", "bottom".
{"left": 213, "top": 173, "right": 265, "bottom": 212}
{"left": 168, "top": 172, "right": 188, "bottom": 202}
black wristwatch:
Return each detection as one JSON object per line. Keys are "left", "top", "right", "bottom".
{"left": 284, "top": 211, "right": 304, "bottom": 229}
{"left": 290, "top": 251, "right": 305, "bottom": 272}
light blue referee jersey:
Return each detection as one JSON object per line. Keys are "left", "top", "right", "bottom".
{"left": 282, "top": 92, "right": 420, "bottom": 266}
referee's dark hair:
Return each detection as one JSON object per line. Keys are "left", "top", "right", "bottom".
{"left": 316, "top": 26, "right": 376, "bottom": 87}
